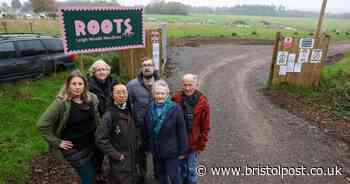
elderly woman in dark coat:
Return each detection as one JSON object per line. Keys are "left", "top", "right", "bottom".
{"left": 87, "top": 59, "right": 118, "bottom": 181}
{"left": 95, "top": 83, "right": 139, "bottom": 184}
{"left": 144, "top": 80, "right": 188, "bottom": 184}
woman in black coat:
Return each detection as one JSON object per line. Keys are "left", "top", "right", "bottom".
{"left": 87, "top": 59, "right": 118, "bottom": 116}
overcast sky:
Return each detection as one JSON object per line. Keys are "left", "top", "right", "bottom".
{"left": 0, "top": 0, "right": 348, "bottom": 13}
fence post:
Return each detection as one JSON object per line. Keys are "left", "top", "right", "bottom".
{"left": 160, "top": 22, "right": 167, "bottom": 74}
{"left": 29, "top": 21, "right": 33, "bottom": 33}
{"left": 1, "top": 21, "right": 8, "bottom": 33}
{"left": 267, "top": 32, "right": 281, "bottom": 89}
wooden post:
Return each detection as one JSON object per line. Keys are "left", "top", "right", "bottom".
{"left": 315, "top": 0, "right": 328, "bottom": 40}
{"left": 160, "top": 23, "right": 167, "bottom": 74}
{"left": 130, "top": 49, "right": 135, "bottom": 79}
{"left": 80, "top": 55, "right": 84, "bottom": 72}
{"left": 267, "top": 32, "right": 281, "bottom": 88}
{"left": 29, "top": 21, "right": 33, "bottom": 33}
{"left": 1, "top": 22, "right": 8, "bottom": 33}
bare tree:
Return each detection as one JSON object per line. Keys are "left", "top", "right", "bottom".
{"left": 22, "top": 1, "right": 33, "bottom": 12}
{"left": 1, "top": 2, "right": 10, "bottom": 9}
{"left": 11, "top": 0, "right": 22, "bottom": 10}
{"left": 31, "top": 0, "right": 56, "bottom": 13}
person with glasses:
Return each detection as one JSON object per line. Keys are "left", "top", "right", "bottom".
{"left": 96, "top": 83, "right": 139, "bottom": 184}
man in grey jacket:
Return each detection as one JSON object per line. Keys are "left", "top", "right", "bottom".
{"left": 127, "top": 58, "right": 160, "bottom": 184}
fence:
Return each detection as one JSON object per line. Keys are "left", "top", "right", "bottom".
{"left": 0, "top": 19, "right": 59, "bottom": 35}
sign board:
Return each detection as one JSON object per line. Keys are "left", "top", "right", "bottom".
{"left": 297, "top": 48, "right": 310, "bottom": 63}
{"left": 299, "top": 38, "right": 315, "bottom": 49}
{"left": 287, "top": 53, "right": 296, "bottom": 72}
{"left": 310, "top": 49, "right": 323, "bottom": 63}
{"left": 58, "top": 7, "right": 145, "bottom": 54}
{"left": 283, "top": 37, "right": 293, "bottom": 49}
{"left": 279, "top": 65, "right": 288, "bottom": 76}
{"left": 277, "top": 51, "right": 288, "bottom": 65}
{"left": 294, "top": 63, "right": 302, "bottom": 73}
{"left": 269, "top": 32, "right": 330, "bottom": 88}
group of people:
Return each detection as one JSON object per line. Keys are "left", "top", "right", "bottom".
{"left": 37, "top": 58, "right": 211, "bottom": 184}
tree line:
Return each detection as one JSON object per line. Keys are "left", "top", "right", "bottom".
{"left": 145, "top": 2, "right": 350, "bottom": 19}
{"left": 2, "top": 0, "right": 350, "bottom": 19}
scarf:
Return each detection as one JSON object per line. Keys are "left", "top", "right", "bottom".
{"left": 181, "top": 90, "right": 200, "bottom": 132}
{"left": 150, "top": 97, "right": 175, "bottom": 138}
{"left": 114, "top": 102, "right": 127, "bottom": 110}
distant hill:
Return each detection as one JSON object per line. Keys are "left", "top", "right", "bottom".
{"left": 189, "top": 5, "right": 350, "bottom": 19}
{"left": 56, "top": 1, "right": 121, "bottom": 8}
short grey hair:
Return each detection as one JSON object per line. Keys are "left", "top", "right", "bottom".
{"left": 89, "top": 59, "right": 111, "bottom": 76}
{"left": 152, "top": 80, "right": 170, "bottom": 95}
{"left": 183, "top": 73, "right": 198, "bottom": 85}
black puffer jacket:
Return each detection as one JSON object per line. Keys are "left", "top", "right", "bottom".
{"left": 87, "top": 76, "right": 117, "bottom": 116}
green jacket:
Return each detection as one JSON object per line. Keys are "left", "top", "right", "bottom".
{"left": 36, "top": 92, "right": 101, "bottom": 161}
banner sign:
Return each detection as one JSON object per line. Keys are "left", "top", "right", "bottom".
{"left": 58, "top": 6, "right": 145, "bottom": 54}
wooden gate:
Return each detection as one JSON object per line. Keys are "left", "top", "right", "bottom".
{"left": 268, "top": 32, "right": 330, "bottom": 88}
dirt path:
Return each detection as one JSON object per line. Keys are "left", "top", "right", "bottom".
{"left": 166, "top": 44, "right": 350, "bottom": 184}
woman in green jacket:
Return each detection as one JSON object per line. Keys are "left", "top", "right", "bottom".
{"left": 37, "top": 70, "right": 101, "bottom": 184}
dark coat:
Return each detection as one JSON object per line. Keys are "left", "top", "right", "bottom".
{"left": 127, "top": 71, "right": 160, "bottom": 127}
{"left": 144, "top": 104, "right": 188, "bottom": 159}
{"left": 95, "top": 105, "right": 138, "bottom": 173}
{"left": 87, "top": 76, "right": 117, "bottom": 116}
{"left": 172, "top": 90, "right": 210, "bottom": 152}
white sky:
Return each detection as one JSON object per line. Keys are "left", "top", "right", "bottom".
{"left": 0, "top": 0, "right": 348, "bottom": 13}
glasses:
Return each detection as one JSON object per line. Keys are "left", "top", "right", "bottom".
{"left": 113, "top": 91, "right": 127, "bottom": 95}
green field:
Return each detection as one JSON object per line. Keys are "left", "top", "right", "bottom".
{"left": 146, "top": 13, "right": 350, "bottom": 41}
{"left": 1, "top": 13, "right": 350, "bottom": 41}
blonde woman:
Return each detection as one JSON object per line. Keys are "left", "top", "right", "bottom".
{"left": 37, "top": 70, "right": 101, "bottom": 184}
{"left": 88, "top": 59, "right": 118, "bottom": 116}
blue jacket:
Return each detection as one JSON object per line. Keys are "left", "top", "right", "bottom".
{"left": 144, "top": 104, "right": 188, "bottom": 159}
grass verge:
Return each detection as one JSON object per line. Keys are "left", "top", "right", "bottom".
{"left": 0, "top": 52, "right": 122, "bottom": 183}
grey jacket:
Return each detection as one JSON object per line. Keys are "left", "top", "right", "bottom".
{"left": 127, "top": 71, "right": 160, "bottom": 127}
